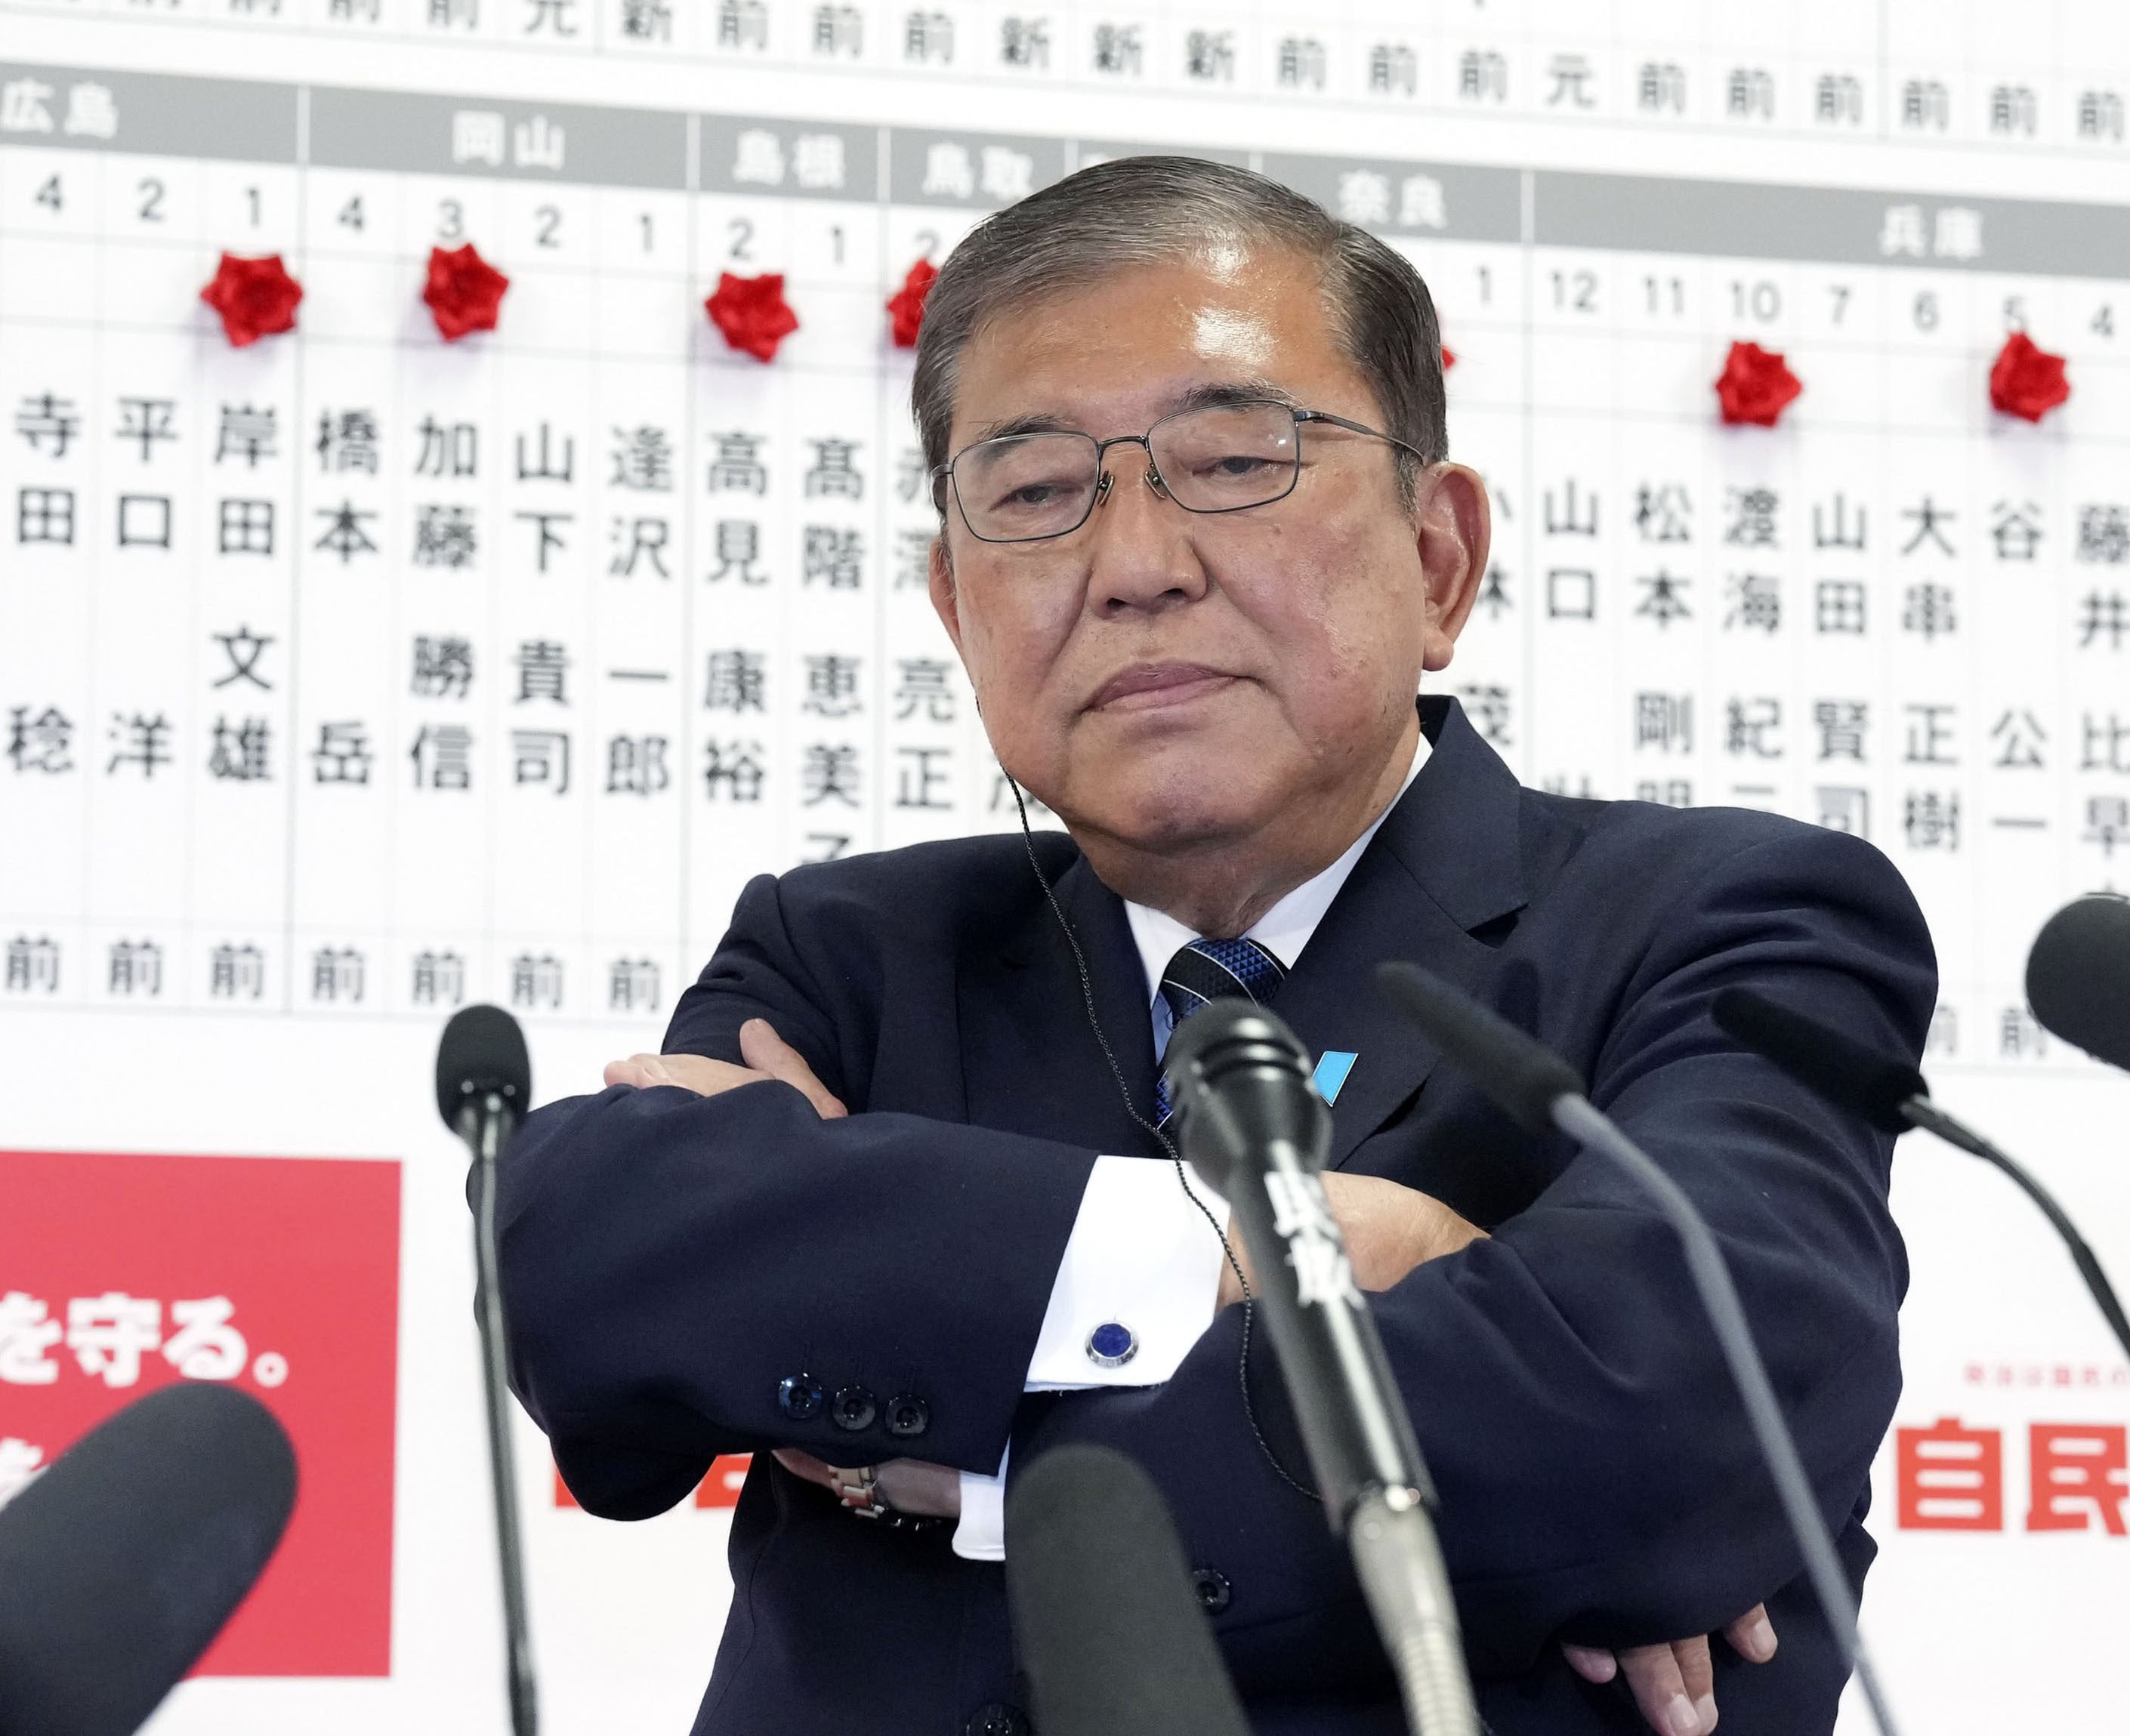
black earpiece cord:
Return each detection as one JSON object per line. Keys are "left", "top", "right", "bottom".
{"left": 1004, "top": 772, "right": 1319, "bottom": 1504}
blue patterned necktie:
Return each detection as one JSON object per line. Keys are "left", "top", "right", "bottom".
{"left": 1153, "top": 936, "right": 1289, "bottom": 1123}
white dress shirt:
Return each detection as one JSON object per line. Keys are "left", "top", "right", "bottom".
{"left": 952, "top": 729, "right": 1431, "bottom": 1559}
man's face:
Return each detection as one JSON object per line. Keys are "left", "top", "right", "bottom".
{"left": 931, "top": 245, "right": 1483, "bottom": 859}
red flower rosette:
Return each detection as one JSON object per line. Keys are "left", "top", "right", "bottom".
{"left": 706, "top": 271, "right": 800, "bottom": 362}
{"left": 199, "top": 251, "right": 303, "bottom": 347}
{"left": 423, "top": 243, "right": 510, "bottom": 343}
{"left": 1989, "top": 331, "right": 2069, "bottom": 422}
{"left": 1714, "top": 340, "right": 1801, "bottom": 427}
{"left": 887, "top": 258, "right": 939, "bottom": 349}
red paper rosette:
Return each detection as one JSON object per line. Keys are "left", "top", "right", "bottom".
{"left": 1713, "top": 340, "right": 1801, "bottom": 427}
{"left": 423, "top": 243, "right": 510, "bottom": 343}
{"left": 706, "top": 271, "right": 800, "bottom": 362}
{"left": 1989, "top": 331, "right": 2070, "bottom": 422}
{"left": 888, "top": 258, "right": 939, "bottom": 350}
{"left": 199, "top": 252, "right": 303, "bottom": 347}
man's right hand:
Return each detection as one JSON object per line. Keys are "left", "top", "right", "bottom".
{"left": 1563, "top": 1605, "right": 1779, "bottom": 1734}
{"left": 1215, "top": 1170, "right": 1485, "bottom": 1306}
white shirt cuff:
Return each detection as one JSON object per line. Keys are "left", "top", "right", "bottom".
{"left": 1026, "top": 1153, "right": 1230, "bottom": 1389}
{"left": 949, "top": 1157, "right": 1229, "bottom": 1562}
{"left": 953, "top": 1453, "right": 1007, "bottom": 1562}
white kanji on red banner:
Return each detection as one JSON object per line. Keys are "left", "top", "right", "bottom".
{"left": 66, "top": 1292, "right": 162, "bottom": 1388}
{"left": 0, "top": 1291, "right": 62, "bottom": 1385}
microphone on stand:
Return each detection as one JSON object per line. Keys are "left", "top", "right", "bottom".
{"left": 1006, "top": 1444, "right": 1250, "bottom": 1736}
{"left": 0, "top": 1382, "right": 295, "bottom": 1736}
{"left": 436, "top": 1004, "right": 539, "bottom": 1736}
{"left": 1712, "top": 985, "right": 2130, "bottom": 1363}
{"left": 2025, "top": 892, "right": 2130, "bottom": 1073}
{"left": 1373, "top": 963, "right": 1903, "bottom": 1736}
{"left": 1162, "top": 1002, "right": 1480, "bottom": 1736}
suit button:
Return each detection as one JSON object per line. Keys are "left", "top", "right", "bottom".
{"left": 885, "top": 1394, "right": 931, "bottom": 1438}
{"left": 964, "top": 1704, "right": 1029, "bottom": 1736}
{"left": 1190, "top": 1565, "right": 1232, "bottom": 1614}
{"left": 777, "top": 1374, "right": 823, "bottom": 1422}
{"left": 831, "top": 1385, "right": 877, "bottom": 1431}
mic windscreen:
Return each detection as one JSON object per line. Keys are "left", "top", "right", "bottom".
{"left": 1006, "top": 1445, "right": 1249, "bottom": 1736}
{"left": 436, "top": 1002, "right": 532, "bottom": 1129}
{"left": 2026, "top": 893, "right": 2130, "bottom": 1072}
{"left": 1374, "top": 961, "right": 1583, "bottom": 1135}
{"left": 0, "top": 1383, "right": 296, "bottom": 1736}
{"left": 1711, "top": 987, "right": 1924, "bottom": 1135}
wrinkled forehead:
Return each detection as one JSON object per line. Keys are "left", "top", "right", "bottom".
{"left": 946, "top": 245, "right": 1348, "bottom": 439}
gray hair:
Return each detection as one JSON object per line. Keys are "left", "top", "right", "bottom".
{"left": 911, "top": 155, "right": 1447, "bottom": 509}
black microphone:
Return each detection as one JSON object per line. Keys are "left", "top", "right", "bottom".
{"left": 1005, "top": 1445, "right": 1249, "bottom": 1736}
{"left": 2025, "top": 892, "right": 2130, "bottom": 1072}
{"left": 0, "top": 1383, "right": 295, "bottom": 1736}
{"left": 1163, "top": 1002, "right": 1480, "bottom": 1736}
{"left": 436, "top": 1004, "right": 539, "bottom": 1736}
{"left": 1713, "top": 984, "right": 2130, "bottom": 1363}
{"left": 1374, "top": 962, "right": 1903, "bottom": 1736}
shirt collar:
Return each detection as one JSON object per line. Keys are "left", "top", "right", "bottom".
{"left": 1123, "top": 727, "right": 1431, "bottom": 1003}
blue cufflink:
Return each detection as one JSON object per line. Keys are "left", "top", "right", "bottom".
{"left": 1085, "top": 1321, "right": 1138, "bottom": 1368}
{"left": 1313, "top": 1050, "right": 1358, "bottom": 1106}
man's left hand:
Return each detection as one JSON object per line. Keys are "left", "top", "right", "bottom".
{"left": 605, "top": 1019, "right": 849, "bottom": 1120}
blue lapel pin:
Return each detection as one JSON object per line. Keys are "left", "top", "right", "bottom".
{"left": 1312, "top": 1050, "right": 1359, "bottom": 1107}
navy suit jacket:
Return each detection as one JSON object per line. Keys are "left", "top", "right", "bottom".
{"left": 498, "top": 696, "right": 1936, "bottom": 1736}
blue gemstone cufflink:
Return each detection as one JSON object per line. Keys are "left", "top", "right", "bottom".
{"left": 1085, "top": 1321, "right": 1138, "bottom": 1369}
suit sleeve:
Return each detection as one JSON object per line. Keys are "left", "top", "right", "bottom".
{"left": 492, "top": 870, "right": 1097, "bottom": 1519}
{"left": 1016, "top": 823, "right": 1936, "bottom": 1676}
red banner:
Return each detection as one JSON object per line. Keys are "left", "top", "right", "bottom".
{"left": 0, "top": 1149, "right": 400, "bottom": 1676}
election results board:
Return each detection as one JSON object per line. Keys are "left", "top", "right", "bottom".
{"left": 0, "top": 5, "right": 2126, "bottom": 1735}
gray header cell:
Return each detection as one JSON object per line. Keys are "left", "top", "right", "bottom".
{"left": 0, "top": 61, "right": 295, "bottom": 164}
{"left": 1263, "top": 154, "right": 1523, "bottom": 242}
{"left": 699, "top": 116, "right": 879, "bottom": 201}
{"left": 886, "top": 129, "right": 1069, "bottom": 208}
{"left": 309, "top": 87, "right": 687, "bottom": 190}
{"left": 1533, "top": 172, "right": 2130, "bottom": 279}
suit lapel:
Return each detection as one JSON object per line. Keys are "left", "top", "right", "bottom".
{"left": 1274, "top": 698, "right": 1530, "bottom": 1169}
{"left": 956, "top": 840, "right": 1164, "bottom": 1157}
{"left": 952, "top": 698, "right": 1527, "bottom": 1169}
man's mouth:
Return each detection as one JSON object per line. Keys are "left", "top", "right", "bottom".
{"left": 1087, "top": 662, "right": 1237, "bottom": 712}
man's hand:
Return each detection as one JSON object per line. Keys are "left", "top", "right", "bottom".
{"left": 605, "top": 1018, "right": 848, "bottom": 1120}
{"left": 772, "top": 1448, "right": 962, "bottom": 1519}
{"left": 1561, "top": 1605, "right": 1778, "bottom": 1735}
{"left": 1216, "top": 1171, "right": 1486, "bottom": 1306}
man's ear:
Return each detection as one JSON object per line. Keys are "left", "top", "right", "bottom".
{"left": 1414, "top": 464, "right": 1491, "bottom": 674}
{"left": 928, "top": 532, "right": 965, "bottom": 655}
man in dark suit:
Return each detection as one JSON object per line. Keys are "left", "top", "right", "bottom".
{"left": 496, "top": 157, "right": 1934, "bottom": 1736}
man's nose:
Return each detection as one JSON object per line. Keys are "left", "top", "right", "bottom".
{"left": 1084, "top": 452, "right": 1210, "bottom": 615}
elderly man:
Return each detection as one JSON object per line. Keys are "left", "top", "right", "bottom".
{"left": 498, "top": 157, "right": 1933, "bottom": 1736}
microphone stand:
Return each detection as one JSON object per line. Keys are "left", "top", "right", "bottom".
{"left": 1549, "top": 1098, "right": 1900, "bottom": 1736}
{"left": 461, "top": 1093, "right": 539, "bottom": 1736}
{"left": 1899, "top": 1096, "right": 2130, "bottom": 1361}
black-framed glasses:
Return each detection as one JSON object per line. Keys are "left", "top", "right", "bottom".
{"left": 931, "top": 398, "right": 1425, "bottom": 544}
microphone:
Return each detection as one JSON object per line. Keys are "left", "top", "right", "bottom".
{"left": 436, "top": 1004, "right": 539, "bottom": 1736}
{"left": 1163, "top": 1002, "right": 1480, "bottom": 1736}
{"left": 2025, "top": 893, "right": 2130, "bottom": 1072}
{"left": 1374, "top": 963, "right": 1903, "bottom": 1736}
{"left": 1005, "top": 1444, "right": 1249, "bottom": 1736}
{"left": 0, "top": 1382, "right": 295, "bottom": 1736}
{"left": 1713, "top": 985, "right": 2130, "bottom": 1363}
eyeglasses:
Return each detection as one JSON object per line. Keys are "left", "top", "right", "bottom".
{"left": 931, "top": 398, "right": 1425, "bottom": 544}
